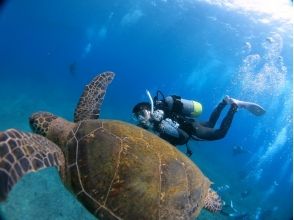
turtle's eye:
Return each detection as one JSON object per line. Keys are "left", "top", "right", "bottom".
{"left": 29, "top": 112, "right": 57, "bottom": 136}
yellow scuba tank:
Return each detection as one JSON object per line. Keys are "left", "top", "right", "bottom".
{"left": 164, "top": 95, "right": 202, "bottom": 117}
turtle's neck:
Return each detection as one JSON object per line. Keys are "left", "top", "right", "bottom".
{"left": 47, "top": 117, "right": 75, "bottom": 152}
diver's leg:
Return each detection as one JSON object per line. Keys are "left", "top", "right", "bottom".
{"left": 201, "top": 99, "right": 227, "bottom": 128}
{"left": 216, "top": 104, "right": 238, "bottom": 137}
{"left": 192, "top": 104, "right": 238, "bottom": 140}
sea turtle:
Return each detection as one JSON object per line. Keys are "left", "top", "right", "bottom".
{"left": 0, "top": 72, "right": 222, "bottom": 219}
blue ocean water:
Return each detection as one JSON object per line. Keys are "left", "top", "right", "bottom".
{"left": 0, "top": 0, "right": 292, "bottom": 219}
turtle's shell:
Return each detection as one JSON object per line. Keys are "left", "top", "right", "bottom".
{"left": 64, "top": 119, "right": 210, "bottom": 220}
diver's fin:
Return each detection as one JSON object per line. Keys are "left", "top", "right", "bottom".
{"left": 225, "top": 96, "right": 265, "bottom": 116}
{"left": 232, "top": 99, "right": 266, "bottom": 116}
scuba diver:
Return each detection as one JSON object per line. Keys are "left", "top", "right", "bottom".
{"left": 132, "top": 90, "right": 265, "bottom": 157}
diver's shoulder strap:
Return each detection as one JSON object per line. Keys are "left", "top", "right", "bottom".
{"left": 171, "top": 95, "right": 183, "bottom": 114}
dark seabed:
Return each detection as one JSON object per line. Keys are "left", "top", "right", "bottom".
{"left": 0, "top": 0, "right": 292, "bottom": 219}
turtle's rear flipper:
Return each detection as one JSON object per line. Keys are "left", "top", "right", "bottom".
{"left": 0, "top": 129, "right": 65, "bottom": 201}
{"left": 74, "top": 71, "right": 115, "bottom": 122}
{"left": 204, "top": 188, "right": 223, "bottom": 212}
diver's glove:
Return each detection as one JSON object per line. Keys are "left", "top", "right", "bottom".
{"left": 186, "top": 148, "right": 192, "bottom": 157}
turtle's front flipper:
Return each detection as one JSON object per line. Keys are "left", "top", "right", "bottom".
{"left": 0, "top": 129, "right": 65, "bottom": 201}
{"left": 204, "top": 188, "right": 223, "bottom": 212}
{"left": 74, "top": 71, "right": 115, "bottom": 122}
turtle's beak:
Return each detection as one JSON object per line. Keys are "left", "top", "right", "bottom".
{"left": 29, "top": 112, "right": 57, "bottom": 136}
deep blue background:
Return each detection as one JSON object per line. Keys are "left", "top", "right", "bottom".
{"left": 0, "top": 0, "right": 292, "bottom": 219}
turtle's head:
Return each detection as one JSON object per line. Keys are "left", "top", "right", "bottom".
{"left": 29, "top": 111, "right": 75, "bottom": 148}
{"left": 29, "top": 112, "right": 58, "bottom": 137}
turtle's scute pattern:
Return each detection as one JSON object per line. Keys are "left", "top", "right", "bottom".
{"left": 0, "top": 129, "right": 65, "bottom": 201}
{"left": 74, "top": 72, "right": 115, "bottom": 122}
{"left": 64, "top": 119, "right": 210, "bottom": 220}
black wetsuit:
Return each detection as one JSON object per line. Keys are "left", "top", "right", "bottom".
{"left": 157, "top": 99, "right": 238, "bottom": 142}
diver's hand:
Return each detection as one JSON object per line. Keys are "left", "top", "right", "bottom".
{"left": 186, "top": 149, "right": 192, "bottom": 157}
